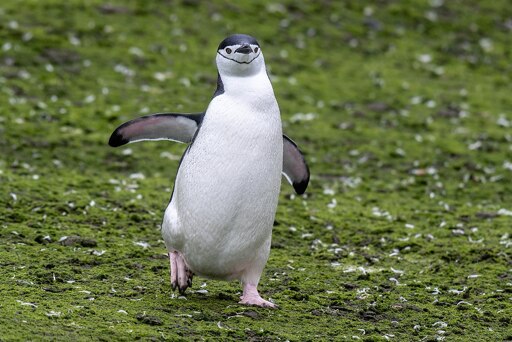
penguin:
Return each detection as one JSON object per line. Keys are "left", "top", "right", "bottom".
{"left": 109, "top": 34, "right": 309, "bottom": 308}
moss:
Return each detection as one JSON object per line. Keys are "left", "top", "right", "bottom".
{"left": 1, "top": 0, "right": 512, "bottom": 340}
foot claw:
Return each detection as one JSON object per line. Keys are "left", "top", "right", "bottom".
{"left": 239, "top": 297, "right": 277, "bottom": 308}
{"left": 239, "top": 283, "right": 277, "bottom": 308}
{"left": 168, "top": 251, "right": 193, "bottom": 294}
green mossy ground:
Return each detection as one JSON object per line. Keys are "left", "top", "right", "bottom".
{"left": 1, "top": 0, "right": 511, "bottom": 340}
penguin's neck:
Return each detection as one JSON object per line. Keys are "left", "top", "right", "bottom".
{"left": 220, "top": 71, "right": 274, "bottom": 102}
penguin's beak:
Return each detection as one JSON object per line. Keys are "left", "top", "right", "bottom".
{"left": 235, "top": 44, "right": 252, "bottom": 54}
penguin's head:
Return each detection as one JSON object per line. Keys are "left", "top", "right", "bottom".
{"left": 216, "top": 34, "right": 265, "bottom": 77}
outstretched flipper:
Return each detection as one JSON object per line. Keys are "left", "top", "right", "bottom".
{"left": 109, "top": 114, "right": 309, "bottom": 194}
{"left": 108, "top": 112, "right": 205, "bottom": 147}
{"left": 282, "top": 135, "right": 310, "bottom": 195}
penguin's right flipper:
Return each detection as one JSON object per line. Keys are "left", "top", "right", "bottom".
{"left": 108, "top": 113, "right": 204, "bottom": 147}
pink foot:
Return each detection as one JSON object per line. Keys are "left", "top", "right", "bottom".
{"left": 239, "top": 283, "right": 277, "bottom": 308}
{"left": 168, "top": 251, "right": 193, "bottom": 294}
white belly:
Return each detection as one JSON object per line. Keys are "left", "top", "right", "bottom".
{"left": 161, "top": 94, "right": 282, "bottom": 279}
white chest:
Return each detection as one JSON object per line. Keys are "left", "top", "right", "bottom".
{"left": 162, "top": 76, "right": 282, "bottom": 271}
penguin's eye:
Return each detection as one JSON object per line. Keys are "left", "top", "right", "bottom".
{"left": 225, "top": 48, "right": 232, "bottom": 54}
{"left": 254, "top": 47, "right": 259, "bottom": 53}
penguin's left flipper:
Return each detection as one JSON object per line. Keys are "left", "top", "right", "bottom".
{"left": 282, "top": 135, "right": 310, "bottom": 195}
{"left": 108, "top": 112, "right": 205, "bottom": 147}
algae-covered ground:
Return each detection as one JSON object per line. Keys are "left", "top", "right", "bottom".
{"left": 1, "top": 0, "right": 512, "bottom": 340}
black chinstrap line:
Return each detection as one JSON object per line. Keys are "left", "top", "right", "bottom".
{"left": 217, "top": 51, "right": 261, "bottom": 64}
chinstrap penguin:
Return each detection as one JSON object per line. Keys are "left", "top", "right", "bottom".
{"left": 109, "top": 34, "right": 309, "bottom": 308}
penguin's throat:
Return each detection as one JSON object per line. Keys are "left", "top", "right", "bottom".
{"left": 221, "top": 72, "right": 271, "bottom": 94}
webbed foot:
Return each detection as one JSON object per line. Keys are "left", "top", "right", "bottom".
{"left": 169, "top": 251, "right": 193, "bottom": 294}
{"left": 239, "top": 283, "right": 277, "bottom": 308}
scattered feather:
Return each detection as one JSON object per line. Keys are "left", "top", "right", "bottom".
{"left": 129, "top": 172, "right": 145, "bottom": 180}
{"left": 391, "top": 267, "right": 404, "bottom": 275}
{"left": 468, "top": 141, "right": 482, "bottom": 150}
{"left": 114, "top": 64, "right": 135, "bottom": 77}
{"left": 134, "top": 241, "right": 151, "bottom": 249}
{"left": 290, "top": 112, "right": 316, "bottom": 123}
{"left": 457, "top": 301, "right": 472, "bottom": 306}
{"left": 17, "top": 300, "right": 37, "bottom": 308}
{"left": 448, "top": 287, "right": 467, "bottom": 295}
{"left": 497, "top": 208, "right": 512, "bottom": 216}
{"left": 160, "top": 152, "right": 180, "bottom": 160}
{"left": 432, "top": 321, "right": 447, "bottom": 328}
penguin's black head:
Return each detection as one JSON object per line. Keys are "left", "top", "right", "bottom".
{"left": 217, "top": 34, "right": 259, "bottom": 52}
{"left": 216, "top": 34, "right": 264, "bottom": 76}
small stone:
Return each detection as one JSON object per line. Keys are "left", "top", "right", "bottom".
{"left": 35, "top": 235, "right": 52, "bottom": 245}
{"left": 243, "top": 311, "right": 259, "bottom": 319}
{"left": 217, "top": 292, "right": 233, "bottom": 301}
{"left": 59, "top": 235, "right": 82, "bottom": 246}
{"left": 311, "top": 309, "right": 323, "bottom": 316}
{"left": 80, "top": 238, "right": 97, "bottom": 247}
{"left": 59, "top": 235, "right": 97, "bottom": 247}
{"left": 366, "top": 102, "right": 390, "bottom": 112}
{"left": 475, "top": 212, "right": 497, "bottom": 219}
{"left": 136, "top": 313, "right": 162, "bottom": 326}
